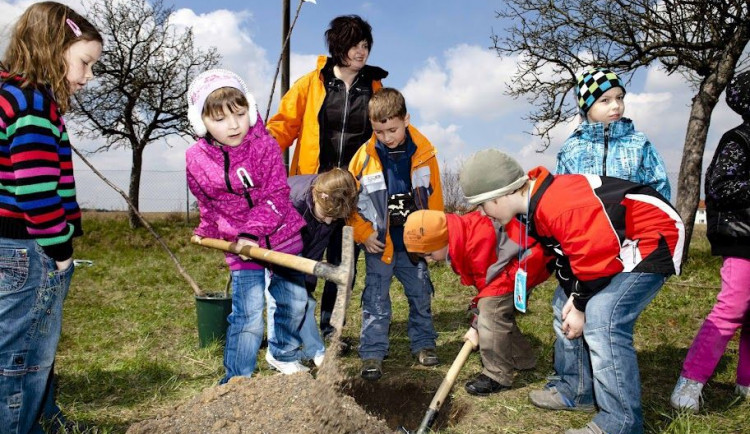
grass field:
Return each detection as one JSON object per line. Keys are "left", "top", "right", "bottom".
{"left": 54, "top": 212, "right": 748, "bottom": 433}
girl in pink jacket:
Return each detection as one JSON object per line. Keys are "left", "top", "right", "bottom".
{"left": 186, "top": 70, "right": 308, "bottom": 382}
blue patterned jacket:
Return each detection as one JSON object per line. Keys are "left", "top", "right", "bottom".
{"left": 555, "top": 118, "right": 671, "bottom": 200}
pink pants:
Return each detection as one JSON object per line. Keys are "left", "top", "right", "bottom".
{"left": 681, "top": 257, "right": 750, "bottom": 387}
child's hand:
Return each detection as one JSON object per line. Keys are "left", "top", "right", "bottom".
{"left": 236, "top": 238, "right": 259, "bottom": 261}
{"left": 561, "top": 295, "right": 585, "bottom": 339}
{"left": 463, "top": 327, "right": 479, "bottom": 349}
{"left": 362, "top": 232, "right": 385, "bottom": 254}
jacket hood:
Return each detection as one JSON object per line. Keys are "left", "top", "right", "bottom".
{"left": 726, "top": 71, "right": 750, "bottom": 119}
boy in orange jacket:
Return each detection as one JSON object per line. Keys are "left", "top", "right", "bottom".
{"left": 404, "top": 210, "right": 552, "bottom": 395}
{"left": 348, "top": 88, "right": 443, "bottom": 380}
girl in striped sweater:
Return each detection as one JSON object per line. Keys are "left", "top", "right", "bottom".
{"left": 0, "top": 2, "right": 102, "bottom": 432}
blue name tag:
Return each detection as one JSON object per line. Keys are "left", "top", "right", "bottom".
{"left": 514, "top": 269, "right": 527, "bottom": 313}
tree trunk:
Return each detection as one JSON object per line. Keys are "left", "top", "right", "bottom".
{"left": 675, "top": 29, "right": 748, "bottom": 262}
{"left": 675, "top": 90, "right": 714, "bottom": 261}
{"left": 128, "top": 148, "right": 144, "bottom": 229}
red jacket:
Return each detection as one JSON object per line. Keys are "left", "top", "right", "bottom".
{"left": 446, "top": 211, "right": 552, "bottom": 304}
{"left": 527, "top": 166, "right": 684, "bottom": 311}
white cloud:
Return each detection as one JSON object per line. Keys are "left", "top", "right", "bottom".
{"left": 403, "top": 44, "right": 523, "bottom": 122}
{"left": 171, "top": 7, "right": 274, "bottom": 114}
{"left": 416, "top": 122, "right": 467, "bottom": 167}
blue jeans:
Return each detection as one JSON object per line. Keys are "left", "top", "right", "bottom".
{"left": 0, "top": 238, "right": 74, "bottom": 434}
{"left": 550, "top": 273, "right": 666, "bottom": 434}
{"left": 266, "top": 277, "right": 326, "bottom": 360}
{"left": 266, "top": 280, "right": 324, "bottom": 361}
{"left": 222, "top": 267, "right": 306, "bottom": 383}
{"left": 359, "top": 251, "right": 437, "bottom": 360}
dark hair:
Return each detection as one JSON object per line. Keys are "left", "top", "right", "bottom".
{"left": 325, "top": 15, "right": 373, "bottom": 67}
{"left": 202, "top": 87, "right": 249, "bottom": 120}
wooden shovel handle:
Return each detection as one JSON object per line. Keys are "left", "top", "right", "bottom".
{"left": 428, "top": 338, "right": 477, "bottom": 411}
{"left": 190, "top": 235, "right": 318, "bottom": 276}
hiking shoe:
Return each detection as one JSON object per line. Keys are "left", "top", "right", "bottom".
{"left": 465, "top": 373, "right": 510, "bottom": 396}
{"left": 416, "top": 348, "right": 440, "bottom": 366}
{"left": 529, "top": 385, "right": 595, "bottom": 412}
{"left": 736, "top": 384, "right": 750, "bottom": 399}
{"left": 670, "top": 376, "right": 703, "bottom": 413}
{"left": 565, "top": 422, "right": 606, "bottom": 434}
{"left": 361, "top": 359, "right": 383, "bottom": 381}
{"left": 265, "top": 351, "right": 310, "bottom": 375}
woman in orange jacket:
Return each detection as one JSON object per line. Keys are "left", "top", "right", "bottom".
{"left": 267, "top": 15, "right": 387, "bottom": 340}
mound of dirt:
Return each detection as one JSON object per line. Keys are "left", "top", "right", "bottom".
{"left": 127, "top": 371, "right": 392, "bottom": 434}
{"left": 127, "top": 339, "right": 394, "bottom": 434}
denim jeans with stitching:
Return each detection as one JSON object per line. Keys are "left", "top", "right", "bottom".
{"left": 222, "top": 267, "right": 306, "bottom": 383}
{"left": 266, "top": 285, "right": 325, "bottom": 362}
{"left": 359, "top": 250, "right": 437, "bottom": 360}
{"left": 550, "top": 272, "right": 666, "bottom": 434}
{"left": 0, "top": 238, "right": 74, "bottom": 434}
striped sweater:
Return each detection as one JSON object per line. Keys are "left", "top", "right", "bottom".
{"left": 0, "top": 72, "right": 82, "bottom": 261}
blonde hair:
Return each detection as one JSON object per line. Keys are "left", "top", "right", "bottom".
{"left": 312, "top": 168, "right": 358, "bottom": 219}
{"left": 368, "top": 87, "right": 407, "bottom": 123}
{"left": 2, "top": 2, "right": 102, "bottom": 113}
{"left": 202, "top": 87, "right": 249, "bottom": 120}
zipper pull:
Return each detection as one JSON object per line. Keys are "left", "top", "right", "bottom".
{"left": 236, "top": 167, "right": 254, "bottom": 188}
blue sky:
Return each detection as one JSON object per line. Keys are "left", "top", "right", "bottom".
{"left": 1, "top": 0, "right": 738, "bottom": 210}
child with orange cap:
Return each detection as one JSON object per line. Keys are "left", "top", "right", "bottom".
{"left": 404, "top": 209, "right": 552, "bottom": 395}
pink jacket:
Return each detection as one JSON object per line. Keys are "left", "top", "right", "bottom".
{"left": 186, "top": 114, "right": 305, "bottom": 270}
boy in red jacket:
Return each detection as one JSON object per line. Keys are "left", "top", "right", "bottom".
{"left": 404, "top": 210, "right": 552, "bottom": 395}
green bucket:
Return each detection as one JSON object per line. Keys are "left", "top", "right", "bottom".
{"left": 194, "top": 293, "right": 232, "bottom": 348}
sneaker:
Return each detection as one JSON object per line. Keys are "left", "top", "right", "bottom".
{"left": 529, "top": 384, "right": 595, "bottom": 412}
{"left": 416, "top": 348, "right": 440, "bottom": 366}
{"left": 265, "top": 351, "right": 310, "bottom": 375}
{"left": 465, "top": 373, "right": 510, "bottom": 396}
{"left": 565, "top": 422, "right": 606, "bottom": 434}
{"left": 670, "top": 376, "right": 703, "bottom": 413}
{"left": 736, "top": 384, "right": 749, "bottom": 399}
{"left": 313, "top": 353, "right": 325, "bottom": 368}
{"left": 361, "top": 359, "right": 382, "bottom": 381}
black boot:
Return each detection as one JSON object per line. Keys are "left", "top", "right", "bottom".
{"left": 465, "top": 373, "right": 510, "bottom": 396}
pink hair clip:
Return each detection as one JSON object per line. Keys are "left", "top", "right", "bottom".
{"left": 66, "top": 18, "right": 82, "bottom": 38}
{"left": 321, "top": 193, "right": 329, "bottom": 199}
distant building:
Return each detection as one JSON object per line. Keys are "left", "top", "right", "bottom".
{"left": 695, "top": 200, "right": 707, "bottom": 225}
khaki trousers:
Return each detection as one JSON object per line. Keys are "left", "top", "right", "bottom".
{"left": 477, "top": 294, "right": 536, "bottom": 385}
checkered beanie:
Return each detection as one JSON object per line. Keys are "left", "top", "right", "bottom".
{"left": 575, "top": 68, "right": 625, "bottom": 113}
{"left": 726, "top": 70, "right": 750, "bottom": 119}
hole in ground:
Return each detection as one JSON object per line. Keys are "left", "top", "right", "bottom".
{"left": 341, "top": 376, "right": 470, "bottom": 432}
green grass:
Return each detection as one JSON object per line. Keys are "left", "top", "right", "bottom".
{"left": 56, "top": 214, "right": 748, "bottom": 433}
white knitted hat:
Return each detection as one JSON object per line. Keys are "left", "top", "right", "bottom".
{"left": 187, "top": 69, "right": 258, "bottom": 137}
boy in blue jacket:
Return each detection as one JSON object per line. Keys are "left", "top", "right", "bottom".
{"left": 556, "top": 67, "right": 671, "bottom": 200}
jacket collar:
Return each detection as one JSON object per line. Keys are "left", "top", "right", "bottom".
{"left": 576, "top": 117, "right": 635, "bottom": 141}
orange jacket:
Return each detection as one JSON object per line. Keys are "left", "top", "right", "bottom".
{"left": 267, "top": 56, "right": 385, "bottom": 175}
{"left": 347, "top": 125, "right": 444, "bottom": 264}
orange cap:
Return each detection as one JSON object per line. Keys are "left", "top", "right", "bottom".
{"left": 403, "top": 210, "right": 449, "bottom": 253}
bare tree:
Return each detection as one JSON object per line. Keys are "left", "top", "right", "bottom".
{"left": 441, "top": 159, "right": 470, "bottom": 214}
{"left": 71, "top": 0, "right": 220, "bottom": 227}
{"left": 493, "top": 0, "right": 750, "bottom": 259}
